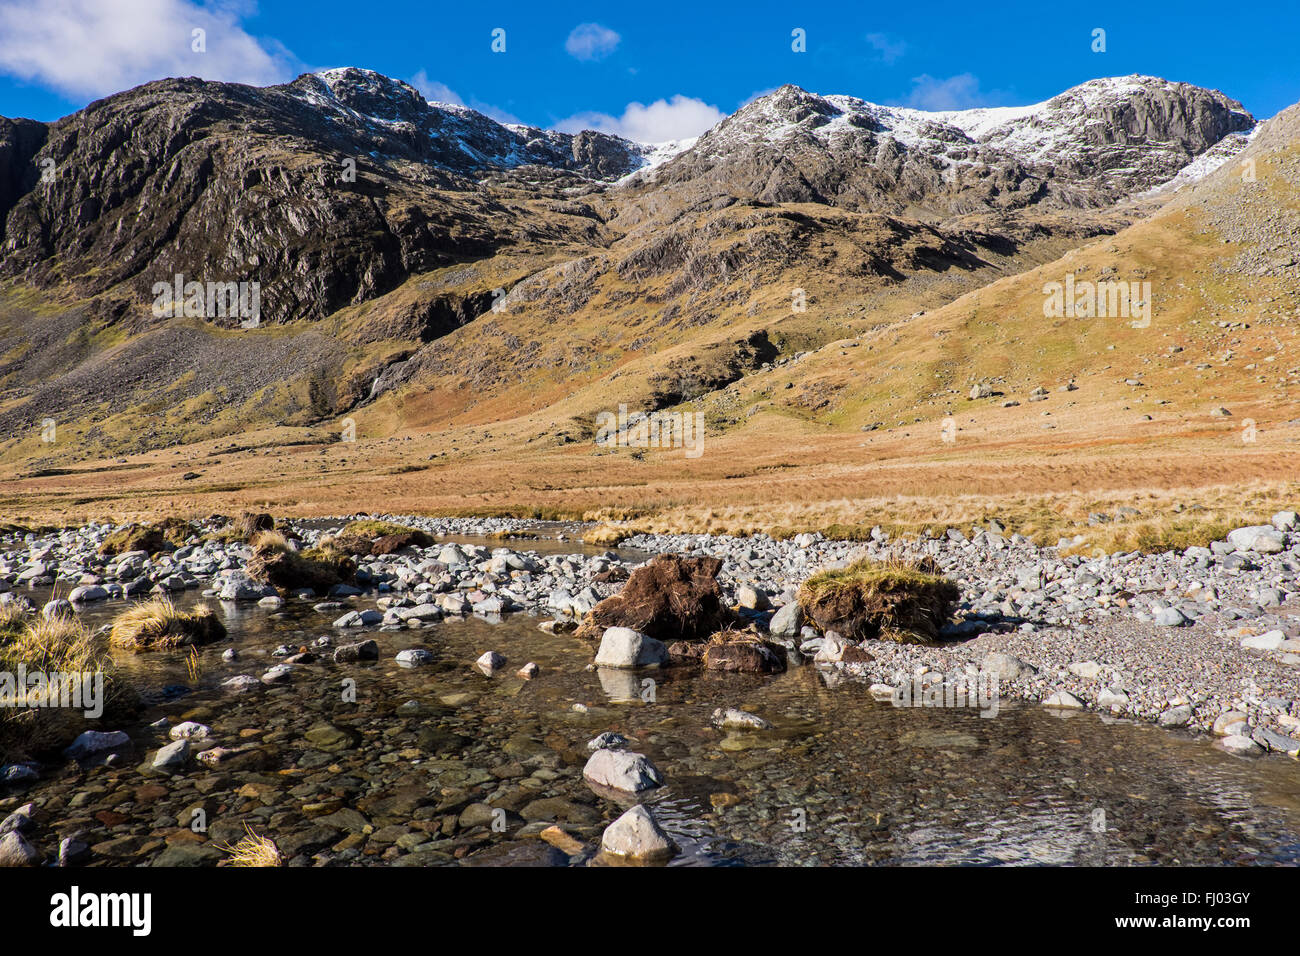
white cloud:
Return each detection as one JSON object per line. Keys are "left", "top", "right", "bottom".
{"left": 564, "top": 23, "right": 620, "bottom": 62}
{"left": 865, "top": 32, "right": 906, "bottom": 65}
{"left": 0, "top": 0, "right": 300, "bottom": 99}
{"left": 905, "top": 73, "right": 1009, "bottom": 111}
{"left": 408, "top": 70, "right": 463, "bottom": 106}
{"left": 556, "top": 95, "right": 724, "bottom": 143}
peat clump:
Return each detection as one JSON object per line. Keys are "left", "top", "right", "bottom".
{"left": 797, "top": 557, "right": 959, "bottom": 645}
{"left": 246, "top": 531, "right": 355, "bottom": 592}
{"left": 576, "top": 554, "right": 732, "bottom": 642}
{"left": 99, "top": 518, "right": 194, "bottom": 556}
{"left": 685, "top": 629, "right": 788, "bottom": 673}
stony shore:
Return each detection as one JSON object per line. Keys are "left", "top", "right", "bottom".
{"left": 3, "top": 511, "right": 1300, "bottom": 772}
{"left": 3, "top": 511, "right": 1300, "bottom": 866}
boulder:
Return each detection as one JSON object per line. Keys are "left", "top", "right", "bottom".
{"left": 333, "top": 639, "right": 379, "bottom": 662}
{"left": 701, "top": 637, "right": 787, "bottom": 673}
{"left": 152, "top": 739, "right": 191, "bottom": 771}
{"left": 1241, "top": 630, "right": 1286, "bottom": 650}
{"left": 982, "top": 651, "right": 1034, "bottom": 680}
{"left": 0, "top": 832, "right": 40, "bottom": 867}
{"left": 1042, "top": 691, "right": 1084, "bottom": 709}
{"left": 582, "top": 749, "right": 663, "bottom": 794}
{"left": 599, "top": 805, "right": 678, "bottom": 862}
{"left": 768, "top": 601, "right": 803, "bottom": 638}
{"left": 593, "top": 627, "right": 669, "bottom": 668}
{"left": 63, "top": 730, "right": 130, "bottom": 760}
{"left": 1227, "top": 525, "right": 1286, "bottom": 553}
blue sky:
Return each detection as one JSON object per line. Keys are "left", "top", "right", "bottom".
{"left": 1, "top": 0, "right": 1297, "bottom": 140}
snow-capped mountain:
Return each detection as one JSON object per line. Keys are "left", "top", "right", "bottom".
{"left": 640, "top": 76, "right": 1255, "bottom": 216}
{"left": 0, "top": 68, "right": 1260, "bottom": 333}
{"left": 296, "top": 68, "right": 673, "bottom": 182}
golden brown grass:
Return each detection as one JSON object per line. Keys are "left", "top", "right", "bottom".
{"left": 1, "top": 613, "right": 100, "bottom": 674}
{"left": 216, "top": 825, "right": 283, "bottom": 867}
{"left": 0, "top": 614, "right": 134, "bottom": 761}
{"left": 1061, "top": 515, "right": 1237, "bottom": 557}
{"left": 339, "top": 519, "right": 420, "bottom": 538}
{"left": 582, "top": 524, "right": 627, "bottom": 546}
{"left": 0, "top": 602, "right": 29, "bottom": 637}
{"left": 108, "top": 597, "right": 226, "bottom": 649}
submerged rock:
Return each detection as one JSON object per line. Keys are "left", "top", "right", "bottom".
{"left": 711, "top": 708, "right": 772, "bottom": 731}
{"left": 593, "top": 627, "right": 669, "bottom": 668}
{"left": 582, "top": 749, "right": 664, "bottom": 793}
{"left": 599, "top": 805, "right": 678, "bottom": 863}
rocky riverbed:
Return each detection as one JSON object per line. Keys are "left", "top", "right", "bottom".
{"left": 2, "top": 513, "right": 1300, "bottom": 866}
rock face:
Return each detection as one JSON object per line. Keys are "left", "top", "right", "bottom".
{"left": 579, "top": 554, "right": 731, "bottom": 642}
{"left": 640, "top": 77, "right": 1254, "bottom": 220}
{"left": 0, "top": 69, "right": 1263, "bottom": 458}
{"left": 0, "top": 69, "right": 648, "bottom": 324}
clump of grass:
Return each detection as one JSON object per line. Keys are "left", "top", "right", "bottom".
{"left": 185, "top": 646, "right": 203, "bottom": 684}
{"left": 99, "top": 518, "right": 196, "bottom": 556}
{"left": 99, "top": 523, "right": 165, "bottom": 556}
{"left": 246, "top": 531, "right": 355, "bottom": 590}
{"left": 216, "top": 825, "right": 283, "bottom": 867}
{"left": 1061, "top": 516, "right": 1238, "bottom": 557}
{"left": 340, "top": 519, "right": 426, "bottom": 540}
{"left": 0, "top": 614, "right": 135, "bottom": 761}
{"left": 797, "top": 556, "right": 959, "bottom": 645}
{"left": 336, "top": 520, "right": 432, "bottom": 555}
{"left": 1, "top": 614, "right": 100, "bottom": 673}
{"left": 204, "top": 511, "right": 275, "bottom": 545}
{"left": 108, "top": 597, "right": 226, "bottom": 649}
{"left": 0, "top": 601, "right": 30, "bottom": 638}
{"left": 583, "top": 524, "right": 627, "bottom": 546}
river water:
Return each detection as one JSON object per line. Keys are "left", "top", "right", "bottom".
{"left": 14, "top": 537, "right": 1300, "bottom": 867}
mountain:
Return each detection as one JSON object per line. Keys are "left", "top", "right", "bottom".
{"left": 638, "top": 77, "right": 1253, "bottom": 226}
{"left": 0, "top": 69, "right": 1271, "bottom": 484}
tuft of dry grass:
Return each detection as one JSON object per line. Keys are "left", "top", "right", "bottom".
{"left": 0, "top": 601, "right": 30, "bottom": 638}
{"left": 1061, "top": 516, "right": 1237, "bottom": 557}
{"left": 582, "top": 524, "right": 627, "bottom": 546}
{"left": 108, "top": 597, "right": 226, "bottom": 650}
{"left": 216, "top": 825, "right": 283, "bottom": 867}
{"left": 340, "top": 519, "right": 422, "bottom": 539}
{"left": 185, "top": 646, "right": 203, "bottom": 684}
{"left": 0, "top": 613, "right": 135, "bottom": 761}
{"left": 1, "top": 613, "right": 100, "bottom": 674}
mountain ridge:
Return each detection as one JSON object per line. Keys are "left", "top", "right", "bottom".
{"left": 0, "top": 67, "right": 1283, "bottom": 482}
